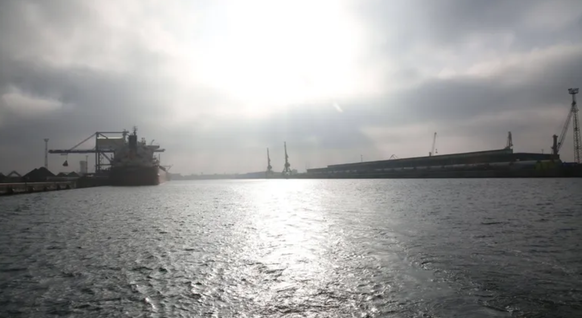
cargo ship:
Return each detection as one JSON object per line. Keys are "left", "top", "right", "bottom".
{"left": 109, "top": 127, "right": 167, "bottom": 186}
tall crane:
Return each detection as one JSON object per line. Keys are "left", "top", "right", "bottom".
{"left": 44, "top": 138, "right": 49, "bottom": 168}
{"left": 282, "top": 142, "right": 292, "bottom": 176}
{"left": 266, "top": 148, "right": 273, "bottom": 177}
{"left": 552, "top": 88, "right": 580, "bottom": 163}
{"left": 429, "top": 132, "right": 437, "bottom": 156}
{"left": 505, "top": 132, "right": 513, "bottom": 150}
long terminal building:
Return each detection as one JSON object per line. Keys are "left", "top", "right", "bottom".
{"left": 305, "top": 148, "right": 579, "bottom": 178}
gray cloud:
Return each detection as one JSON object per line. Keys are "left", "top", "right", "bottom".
{"left": 359, "top": 0, "right": 582, "bottom": 50}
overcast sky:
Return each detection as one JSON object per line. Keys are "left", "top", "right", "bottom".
{"left": 1, "top": 0, "right": 581, "bottom": 175}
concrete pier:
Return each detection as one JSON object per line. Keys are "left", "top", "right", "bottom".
{"left": 0, "top": 175, "right": 110, "bottom": 195}
{"left": 0, "top": 181, "right": 75, "bottom": 195}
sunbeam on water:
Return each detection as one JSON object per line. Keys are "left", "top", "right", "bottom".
{"left": 0, "top": 179, "right": 581, "bottom": 317}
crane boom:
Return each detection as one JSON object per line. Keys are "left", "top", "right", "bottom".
{"left": 49, "top": 148, "right": 165, "bottom": 154}
{"left": 282, "top": 142, "right": 292, "bottom": 175}
{"left": 430, "top": 132, "right": 437, "bottom": 156}
{"left": 572, "top": 88, "right": 580, "bottom": 163}
{"left": 556, "top": 108, "right": 573, "bottom": 154}
{"left": 552, "top": 88, "right": 580, "bottom": 163}
{"left": 267, "top": 148, "right": 272, "bottom": 172}
{"left": 505, "top": 131, "right": 513, "bottom": 149}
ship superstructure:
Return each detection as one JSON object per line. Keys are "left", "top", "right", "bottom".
{"left": 111, "top": 128, "right": 159, "bottom": 168}
{"left": 109, "top": 127, "right": 167, "bottom": 186}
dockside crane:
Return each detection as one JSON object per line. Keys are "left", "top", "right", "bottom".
{"left": 282, "top": 142, "right": 292, "bottom": 176}
{"left": 266, "top": 148, "right": 273, "bottom": 177}
{"left": 552, "top": 88, "right": 580, "bottom": 163}
{"left": 429, "top": 132, "right": 438, "bottom": 156}
{"left": 49, "top": 130, "right": 165, "bottom": 173}
{"left": 505, "top": 132, "right": 513, "bottom": 150}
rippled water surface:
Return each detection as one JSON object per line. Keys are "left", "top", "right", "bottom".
{"left": 1, "top": 179, "right": 581, "bottom": 317}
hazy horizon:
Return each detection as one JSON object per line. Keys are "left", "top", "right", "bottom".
{"left": 1, "top": 0, "right": 581, "bottom": 175}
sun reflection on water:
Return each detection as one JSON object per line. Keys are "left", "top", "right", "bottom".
{"left": 234, "top": 180, "right": 339, "bottom": 307}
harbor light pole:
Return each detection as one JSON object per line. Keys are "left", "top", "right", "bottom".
{"left": 44, "top": 138, "right": 49, "bottom": 169}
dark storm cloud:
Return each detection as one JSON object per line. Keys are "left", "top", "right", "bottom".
{"left": 0, "top": 0, "right": 233, "bottom": 173}
{"left": 0, "top": 0, "right": 102, "bottom": 59}
{"left": 399, "top": 49, "right": 582, "bottom": 124}
{"left": 308, "top": 56, "right": 580, "bottom": 139}
{"left": 0, "top": 53, "right": 232, "bottom": 173}
{"left": 0, "top": 57, "right": 166, "bottom": 136}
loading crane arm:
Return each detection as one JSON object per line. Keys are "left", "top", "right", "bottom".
{"left": 430, "top": 132, "right": 437, "bottom": 156}
{"left": 554, "top": 106, "right": 574, "bottom": 155}
{"left": 505, "top": 131, "right": 513, "bottom": 150}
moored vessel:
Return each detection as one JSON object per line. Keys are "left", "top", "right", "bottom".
{"left": 110, "top": 127, "right": 167, "bottom": 186}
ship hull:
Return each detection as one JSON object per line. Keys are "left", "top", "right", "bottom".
{"left": 110, "top": 166, "right": 167, "bottom": 186}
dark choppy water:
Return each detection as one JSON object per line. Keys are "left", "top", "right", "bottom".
{"left": 1, "top": 179, "right": 581, "bottom": 317}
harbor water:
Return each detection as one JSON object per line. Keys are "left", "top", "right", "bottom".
{"left": 0, "top": 179, "right": 581, "bottom": 317}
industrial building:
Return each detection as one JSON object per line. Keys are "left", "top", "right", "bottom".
{"left": 305, "top": 88, "right": 581, "bottom": 178}
{"left": 306, "top": 148, "right": 561, "bottom": 178}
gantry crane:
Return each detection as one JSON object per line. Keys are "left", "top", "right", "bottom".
{"left": 552, "top": 88, "right": 580, "bottom": 163}
{"left": 48, "top": 129, "right": 165, "bottom": 173}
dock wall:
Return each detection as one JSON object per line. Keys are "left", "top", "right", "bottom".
{"left": 0, "top": 176, "right": 110, "bottom": 196}
{"left": 0, "top": 181, "right": 76, "bottom": 195}
{"left": 302, "top": 166, "right": 582, "bottom": 179}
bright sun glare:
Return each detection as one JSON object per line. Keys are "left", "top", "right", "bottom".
{"left": 195, "top": 0, "right": 365, "bottom": 114}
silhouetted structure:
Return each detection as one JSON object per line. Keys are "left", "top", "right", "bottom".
{"left": 429, "top": 132, "right": 437, "bottom": 156}
{"left": 552, "top": 88, "right": 580, "bottom": 163}
{"left": 306, "top": 147, "right": 578, "bottom": 178}
{"left": 266, "top": 148, "right": 273, "bottom": 177}
{"left": 505, "top": 132, "right": 513, "bottom": 150}
{"left": 48, "top": 127, "right": 169, "bottom": 185}
{"left": 570, "top": 88, "right": 580, "bottom": 163}
{"left": 282, "top": 142, "right": 292, "bottom": 176}
{"left": 44, "top": 138, "right": 49, "bottom": 169}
